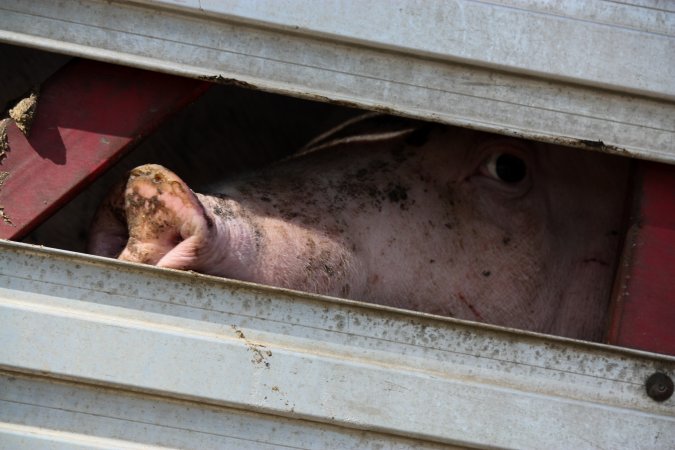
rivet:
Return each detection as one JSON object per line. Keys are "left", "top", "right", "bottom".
{"left": 645, "top": 372, "right": 673, "bottom": 402}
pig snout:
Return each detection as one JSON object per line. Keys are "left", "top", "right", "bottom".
{"left": 88, "top": 164, "right": 364, "bottom": 297}
{"left": 89, "top": 165, "right": 221, "bottom": 269}
{"left": 88, "top": 123, "right": 630, "bottom": 341}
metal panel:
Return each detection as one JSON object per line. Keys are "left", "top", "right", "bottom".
{"left": 608, "top": 160, "right": 675, "bottom": 355}
{"left": 155, "top": 0, "right": 674, "bottom": 98}
{"left": 0, "top": 374, "right": 453, "bottom": 450}
{"left": 1, "top": 240, "right": 674, "bottom": 449}
{"left": 0, "top": 0, "right": 673, "bottom": 163}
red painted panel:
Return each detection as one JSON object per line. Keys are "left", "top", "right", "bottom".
{"left": 608, "top": 161, "right": 675, "bottom": 355}
{"left": 0, "top": 59, "right": 210, "bottom": 240}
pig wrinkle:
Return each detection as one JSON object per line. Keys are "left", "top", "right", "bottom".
{"left": 198, "top": 194, "right": 367, "bottom": 297}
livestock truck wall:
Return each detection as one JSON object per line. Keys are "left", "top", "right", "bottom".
{"left": 0, "top": 1, "right": 674, "bottom": 448}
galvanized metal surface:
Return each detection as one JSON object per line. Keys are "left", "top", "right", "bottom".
{"left": 0, "top": 0, "right": 674, "bottom": 163}
{"left": 0, "top": 375, "right": 456, "bottom": 450}
{"left": 1, "top": 240, "right": 674, "bottom": 449}
{"left": 146, "top": 0, "right": 674, "bottom": 98}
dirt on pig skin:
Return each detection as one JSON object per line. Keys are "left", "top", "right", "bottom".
{"left": 88, "top": 118, "right": 631, "bottom": 341}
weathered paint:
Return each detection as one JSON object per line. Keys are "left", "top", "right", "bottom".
{"left": 0, "top": 59, "right": 210, "bottom": 240}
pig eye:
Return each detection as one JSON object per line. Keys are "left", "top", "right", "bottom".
{"left": 485, "top": 153, "right": 527, "bottom": 183}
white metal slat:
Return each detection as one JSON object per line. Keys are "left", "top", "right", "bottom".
{"left": 1, "top": 375, "right": 452, "bottom": 450}
{"left": 163, "top": 0, "right": 674, "bottom": 98}
{"left": 0, "top": 241, "right": 673, "bottom": 449}
{"left": 0, "top": 0, "right": 673, "bottom": 163}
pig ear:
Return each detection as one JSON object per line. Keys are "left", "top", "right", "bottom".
{"left": 296, "top": 112, "right": 429, "bottom": 156}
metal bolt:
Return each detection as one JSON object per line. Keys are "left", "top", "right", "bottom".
{"left": 645, "top": 372, "right": 673, "bottom": 402}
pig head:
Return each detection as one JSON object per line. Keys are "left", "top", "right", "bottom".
{"left": 88, "top": 115, "right": 630, "bottom": 341}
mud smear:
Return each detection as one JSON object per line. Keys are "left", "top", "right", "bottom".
{"left": 0, "top": 118, "right": 9, "bottom": 160}
{"left": 8, "top": 89, "right": 39, "bottom": 136}
{"left": 0, "top": 159, "right": 10, "bottom": 225}
{"left": 0, "top": 174, "right": 13, "bottom": 226}
{"left": 0, "top": 207, "right": 12, "bottom": 225}
{"left": 0, "top": 88, "right": 39, "bottom": 161}
{"left": 387, "top": 183, "right": 409, "bottom": 209}
{"left": 232, "top": 325, "right": 272, "bottom": 368}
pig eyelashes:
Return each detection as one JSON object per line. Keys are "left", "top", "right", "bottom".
{"left": 484, "top": 153, "right": 528, "bottom": 184}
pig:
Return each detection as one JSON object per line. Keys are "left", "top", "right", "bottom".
{"left": 88, "top": 113, "right": 631, "bottom": 341}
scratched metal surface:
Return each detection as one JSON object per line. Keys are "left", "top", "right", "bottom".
{"left": 1, "top": 240, "right": 673, "bottom": 449}
{"left": 0, "top": 0, "right": 673, "bottom": 163}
